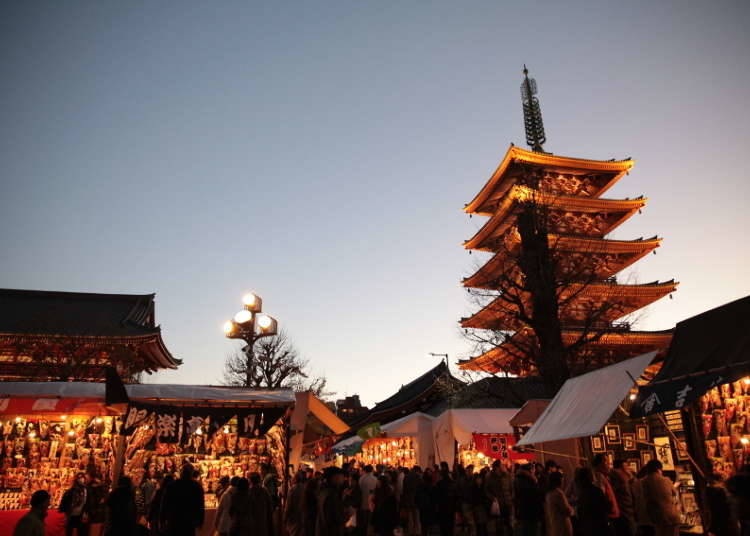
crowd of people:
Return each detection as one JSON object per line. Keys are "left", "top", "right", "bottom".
{"left": 10, "top": 458, "right": 750, "bottom": 536}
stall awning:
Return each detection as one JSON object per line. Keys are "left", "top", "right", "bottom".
{"left": 509, "top": 399, "right": 550, "bottom": 428}
{"left": 517, "top": 351, "right": 656, "bottom": 446}
{"left": 631, "top": 296, "right": 750, "bottom": 417}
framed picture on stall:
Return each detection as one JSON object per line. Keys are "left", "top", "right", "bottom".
{"left": 676, "top": 440, "right": 690, "bottom": 461}
{"left": 605, "top": 424, "right": 621, "bottom": 444}
{"left": 640, "top": 449, "right": 654, "bottom": 466}
{"left": 654, "top": 436, "right": 675, "bottom": 471}
{"left": 591, "top": 434, "right": 606, "bottom": 453}
{"left": 606, "top": 451, "right": 615, "bottom": 467}
{"left": 626, "top": 458, "right": 640, "bottom": 474}
{"left": 623, "top": 433, "right": 636, "bottom": 451}
{"left": 636, "top": 424, "right": 649, "bottom": 443}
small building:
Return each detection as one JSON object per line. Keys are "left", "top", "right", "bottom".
{"left": 335, "top": 394, "right": 369, "bottom": 425}
{"left": 0, "top": 288, "right": 180, "bottom": 381}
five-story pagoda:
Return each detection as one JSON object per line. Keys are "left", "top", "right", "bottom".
{"left": 459, "top": 68, "right": 676, "bottom": 394}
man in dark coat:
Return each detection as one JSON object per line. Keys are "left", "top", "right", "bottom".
{"left": 316, "top": 467, "right": 347, "bottom": 536}
{"left": 513, "top": 464, "right": 544, "bottom": 536}
{"left": 162, "top": 464, "right": 205, "bottom": 536}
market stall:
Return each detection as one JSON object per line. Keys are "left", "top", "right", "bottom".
{"left": 632, "top": 295, "right": 750, "bottom": 527}
{"left": 0, "top": 382, "right": 294, "bottom": 519}
{"left": 518, "top": 352, "right": 703, "bottom": 532}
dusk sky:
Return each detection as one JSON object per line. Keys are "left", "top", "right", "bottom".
{"left": 2, "top": 1, "right": 749, "bottom": 407}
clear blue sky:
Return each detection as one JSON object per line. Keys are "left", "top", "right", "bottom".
{"left": 2, "top": 1, "right": 749, "bottom": 407}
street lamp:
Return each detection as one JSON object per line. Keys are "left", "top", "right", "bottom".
{"left": 224, "top": 292, "right": 279, "bottom": 386}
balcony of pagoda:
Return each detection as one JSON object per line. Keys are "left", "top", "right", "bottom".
{"left": 460, "top": 280, "right": 678, "bottom": 331}
{"left": 465, "top": 145, "right": 634, "bottom": 216}
{"left": 458, "top": 328, "right": 673, "bottom": 375}
{"left": 463, "top": 185, "right": 647, "bottom": 250}
{"left": 462, "top": 235, "right": 663, "bottom": 288}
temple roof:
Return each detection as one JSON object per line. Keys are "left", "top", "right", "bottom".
{"left": 459, "top": 329, "right": 673, "bottom": 375}
{"left": 0, "top": 288, "right": 180, "bottom": 371}
{"left": 465, "top": 146, "right": 634, "bottom": 215}
{"left": 461, "top": 280, "right": 678, "bottom": 331}
{"left": 464, "top": 186, "right": 646, "bottom": 249}
{"left": 349, "top": 361, "right": 464, "bottom": 429}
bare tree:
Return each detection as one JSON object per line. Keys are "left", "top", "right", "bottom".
{"left": 222, "top": 330, "right": 332, "bottom": 397}
{"left": 462, "top": 167, "right": 656, "bottom": 396}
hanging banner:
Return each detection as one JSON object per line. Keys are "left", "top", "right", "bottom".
{"left": 631, "top": 371, "right": 741, "bottom": 418}
{"left": 473, "top": 433, "right": 535, "bottom": 462}
{"left": 122, "top": 402, "right": 285, "bottom": 441}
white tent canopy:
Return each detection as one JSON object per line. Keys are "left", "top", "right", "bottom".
{"left": 433, "top": 408, "right": 519, "bottom": 464}
{"left": 517, "top": 351, "right": 656, "bottom": 446}
{"left": 0, "top": 382, "right": 296, "bottom": 404}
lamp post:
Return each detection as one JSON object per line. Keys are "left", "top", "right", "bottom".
{"left": 429, "top": 352, "right": 449, "bottom": 367}
{"left": 223, "top": 292, "right": 279, "bottom": 387}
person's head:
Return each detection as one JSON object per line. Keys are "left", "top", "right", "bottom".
{"left": 364, "top": 464, "right": 374, "bottom": 474}
{"left": 592, "top": 454, "right": 610, "bottom": 473}
{"left": 250, "top": 473, "right": 262, "bottom": 487}
{"left": 645, "top": 460, "right": 663, "bottom": 475}
{"left": 117, "top": 476, "right": 133, "bottom": 491}
{"left": 161, "top": 475, "right": 175, "bottom": 489}
{"left": 466, "top": 464, "right": 474, "bottom": 476}
{"left": 574, "top": 467, "right": 594, "bottom": 488}
{"left": 180, "top": 463, "right": 194, "bottom": 480}
{"left": 30, "top": 490, "right": 50, "bottom": 517}
{"left": 548, "top": 471, "right": 564, "bottom": 490}
{"left": 219, "top": 476, "right": 230, "bottom": 488}
{"left": 230, "top": 476, "right": 241, "bottom": 487}
{"left": 236, "top": 478, "right": 249, "bottom": 492}
{"left": 75, "top": 472, "right": 87, "bottom": 487}
{"left": 544, "top": 460, "right": 559, "bottom": 473}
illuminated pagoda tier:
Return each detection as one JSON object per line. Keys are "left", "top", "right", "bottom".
{"left": 0, "top": 289, "right": 180, "bottom": 381}
{"left": 459, "top": 69, "right": 676, "bottom": 375}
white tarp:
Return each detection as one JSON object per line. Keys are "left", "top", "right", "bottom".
{"left": 381, "top": 412, "right": 434, "bottom": 436}
{"left": 433, "top": 408, "right": 519, "bottom": 464}
{"left": 517, "top": 351, "right": 657, "bottom": 446}
{"left": 0, "top": 382, "right": 296, "bottom": 404}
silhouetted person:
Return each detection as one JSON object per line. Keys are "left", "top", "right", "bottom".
{"left": 60, "top": 473, "right": 90, "bottom": 536}
{"left": 162, "top": 464, "right": 205, "bottom": 536}
{"left": 14, "top": 490, "right": 50, "bottom": 536}
{"left": 575, "top": 467, "right": 611, "bottom": 536}
{"left": 105, "top": 477, "right": 137, "bottom": 536}
{"left": 148, "top": 475, "right": 174, "bottom": 536}
{"left": 249, "top": 473, "right": 275, "bottom": 536}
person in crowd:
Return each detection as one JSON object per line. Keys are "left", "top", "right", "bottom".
{"left": 513, "top": 463, "right": 544, "bottom": 536}
{"left": 574, "top": 467, "right": 611, "bottom": 536}
{"left": 304, "top": 472, "right": 321, "bottom": 536}
{"left": 610, "top": 459, "right": 636, "bottom": 536}
{"left": 417, "top": 470, "right": 436, "bottom": 536}
{"left": 705, "top": 472, "right": 740, "bottom": 536}
{"left": 228, "top": 478, "right": 252, "bottom": 536}
{"left": 592, "top": 454, "right": 621, "bottom": 524}
{"left": 726, "top": 465, "right": 750, "bottom": 536}
{"left": 87, "top": 475, "right": 108, "bottom": 536}
{"left": 341, "top": 470, "right": 361, "bottom": 534}
{"left": 469, "top": 473, "right": 488, "bottom": 536}
{"left": 631, "top": 467, "right": 654, "bottom": 536}
{"left": 105, "top": 477, "right": 137, "bottom": 536}
{"left": 372, "top": 475, "right": 399, "bottom": 536}
{"left": 457, "top": 465, "right": 476, "bottom": 536}
{"left": 358, "top": 465, "right": 378, "bottom": 536}
{"left": 537, "top": 461, "right": 560, "bottom": 494}
{"left": 60, "top": 472, "right": 91, "bottom": 536}
{"left": 284, "top": 472, "right": 307, "bottom": 536}
{"left": 215, "top": 476, "right": 230, "bottom": 501}
{"left": 148, "top": 475, "right": 174, "bottom": 536}
{"left": 484, "top": 460, "right": 512, "bottom": 536}
{"left": 214, "top": 476, "right": 238, "bottom": 536}
{"left": 401, "top": 466, "right": 422, "bottom": 535}
{"left": 317, "top": 467, "right": 349, "bottom": 536}
{"left": 263, "top": 464, "right": 281, "bottom": 510}
{"left": 544, "top": 471, "right": 573, "bottom": 536}
{"left": 161, "top": 463, "right": 205, "bottom": 536}
{"left": 249, "top": 472, "right": 275, "bottom": 536}
{"left": 434, "top": 469, "right": 457, "bottom": 536}
{"left": 13, "top": 490, "right": 50, "bottom": 536}
{"left": 640, "top": 460, "right": 680, "bottom": 536}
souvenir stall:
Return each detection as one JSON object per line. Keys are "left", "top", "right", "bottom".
{"left": 288, "top": 391, "right": 349, "bottom": 471}
{"left": 0, "top": 381, "right": 295, "bottom": 536}
{"left": 518, "top": 352, "right": 703, "bottom": 533}
{"left": 632, "top": 295, "right": 750, "bottom": 528}
{"left": 432, "top": 408, "right": 521, "bottom": 467}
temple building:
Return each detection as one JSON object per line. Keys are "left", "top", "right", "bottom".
{"left": 459, "top": 69, "right": 676, "bottom": 376}
{"left": 0, "top": 288, "right": 180, "bottom": 381}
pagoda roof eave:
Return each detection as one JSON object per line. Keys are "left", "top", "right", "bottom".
{"left": 464, "top": 145, "right": 634, "bottom": 215}
{"left": 463, "top": 188, "right": 647, "bottom": 250}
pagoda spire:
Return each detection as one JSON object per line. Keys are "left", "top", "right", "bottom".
{"left": 521, "top": 65, "right": 547, "bottom": 153}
